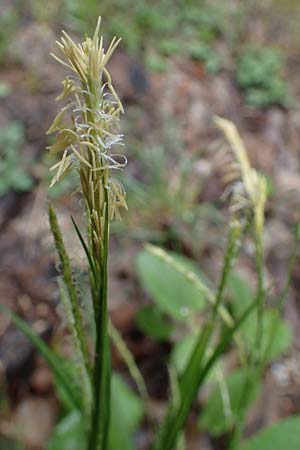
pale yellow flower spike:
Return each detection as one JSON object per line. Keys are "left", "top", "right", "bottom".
{"left": 214, "top": 116, "right": 267, "bottom": 235}
{"left": 47, "top": 17, "right": 127, "bottom": 261}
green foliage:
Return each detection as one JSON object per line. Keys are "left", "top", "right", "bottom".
{"left": 199, "top": 368, "right": 260, "bottom": 437}
{"left": 63, "top": 0, "right": 234, "bottom": 74}
{"left": 109, "top": 374, "right": 144, "bottom": 450}
{"left": 49, "top": 207, "right": 92, "bottom": 421}
{"left": 0, "top": 122, "right": 33, "bottom": 196}
{"left": 240, "top": 416, "right": 300, "bottom": 450}
{"left": 188, "top": 42, "right": 221, "bottom": 74}
{"left": 0, "top": 82, "right": 12, "bottom": 98}
{"left": 170, "top": 334, "right": 218, "bottom": 378}
{"left": 136, "top": 305, "right": 173, "bottom": 341}
{"left": 46, "top": 411, "right": 85, "bottom": 450}
{"left": 170, "top": 334, "right": 224, "bottom": 383}
{"left": 3, "top": 13, "right": 297, "bottom": 450}
{"left": 144, "top": 53, "right": 168, "bottom": 73}
{"left": 228, "top": 273, "right": 292, "bottom": 360}
{"left": 151, "top": 221, "right": 256, "bottom": 450}
{"left": 121, "top": 138, "right": 226, "bottom": 252}
{"left": 123, "top": 144, "right": 204, "bottom": 242}
{"left": 171, "top": 334, "right": 199, "bottom": 373}
{"left": 136, "top": 249, "right": 207, "bottom": 320}
{"left": 0, "top": 305, "right": 81, "bottom": 411}
{"left": 236, "top": 46, "right": 289, "bottom": 107}
{"left": 52, "top": 360, "right": 83, "bottom": 413}
{"left": 0, "top": 437, "right": 23, "bottom": 450}
{"left": 47, "top": 374, "right": 143, "bottom": 450}
{"left": 245, "top": 309, "right": 292, "bottom": 361}
{"left": 152, "top": 300, "right": 258, "bottom": 450}
{"left": 0, "top": 4, "right": 19, "bottom": 63}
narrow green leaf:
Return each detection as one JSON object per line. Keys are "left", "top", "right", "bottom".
{"left": 71, "top": 216, "right": 97, "bottom": 284}
{"left": 58, "top": 279, "right": 92, "bottom": 418}
{"left": 152, "top": 299, "right": 259, "bottom": 450}
{"left": 0, "top": 306, "right": 80, "bottom": 411}
{"left": 109, "top": 320, "right": 150, "bottom": 416}
{"left": 171, "top": 334, "right": 223, "bottom": 381}
{"left": 49, "top": 205, "right": 91, "bottom": 376}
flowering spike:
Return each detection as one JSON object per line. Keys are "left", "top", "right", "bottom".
{"left": 47, "top": 17, "right": 127, "bottom": 263}
{"left": 214, "top": 116, "right": 267, "bottom": 235}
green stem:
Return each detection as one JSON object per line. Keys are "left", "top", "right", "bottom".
{"left": 254, "top": 236, "right": 265, "bottom": 364}
{"left": 228, "top": 233, "right": 265, "bottom": 450}
{"left": 152, "top": 299, "right": 258, "bottom": 450}
{"left": 152, "top": 221, "right": 241, "bottom": 450}
{"left": 88, "top": 188, "right": 111, "bottom": 450}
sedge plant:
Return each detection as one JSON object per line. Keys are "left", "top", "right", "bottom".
{"left": 1, "top": 17, "right": 297, "bottom": 450}
{"left": 214, "top": 117, "right": 299, "bottom": 450}
{"left": 46, "top": 17, "right": 128, "bottom": 450}
{"left": 146, "top": 116, "right": 269, "bottom": 449}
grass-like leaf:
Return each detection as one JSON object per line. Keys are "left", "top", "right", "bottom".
{"left": 49, "top": 205, "right": 93, "bottom": 421}
{"left": 71, "top": 215, "right": 97, "bottom": 289}
{"left": 0, "top": 305, "right": 81, "bottom": 411}
{"left": 49, "top": 205, "right": 91, "bottom": 376}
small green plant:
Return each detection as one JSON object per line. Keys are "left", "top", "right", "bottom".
{"left": 63, "top": 0, "right": 235, "bottom": 74}
{"left": 136, "top": 118, "right": 298, "bottom": 450}
{"left": 188, "top": 42, "right": 221, "bottom": 74}
{"left": 0, "top": 4, "right": 19, "bottom": 63}
{"left": 0, "top": 121, "right": 33, "bottom": 196}
{"left": 236, "top": 46, "right": 289, "bottom": 107}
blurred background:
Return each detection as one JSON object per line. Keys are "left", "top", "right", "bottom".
{"left": 1, "top": 0, "right": 300, "bottom": 449}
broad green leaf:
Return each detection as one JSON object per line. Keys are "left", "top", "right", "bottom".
{"left": 136, "top": 250, "right": 207, "bottom": 320}
{"left": 136, "top": 305, "right": 173, "bottom": 341}
{"left": 243, "top": 309, "right": 292, "bottom": 361}
{"left": 228, "top": 274, "right": 292, "bottom": 360}
{"left": 46, "top": 411, "right": 85, "bottom": 450}
{"left": 199, "top": 368, "right": 260, "bottom": 437}
{"left": 227, "top": 272, "right": 254, "bottom": 316}
{"left": 240, "top": 416, "right": 300, "bottom": 450}
{"left": 109, "top": 374, "right": 144, "bottom": 450}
